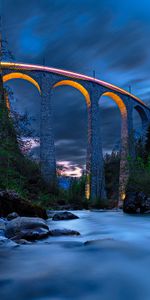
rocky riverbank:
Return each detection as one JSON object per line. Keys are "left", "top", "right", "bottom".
{"left": 0, "top": 211, "right": 80, "bottom": 246}
{"left": 0, "top": 190, "right": 48, "bottom": 219}
{"left": 2, "top": 188, "right": 150, "bottom": 248}
{"left": 1, "top": 210, "right": 150, "bottom": 300}
{"left": 123, "top": 191, "right": 150, "bottom": 214}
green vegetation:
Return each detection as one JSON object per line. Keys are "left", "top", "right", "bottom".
{"left": 0, "top": 79, "right": 55, "bottom": 207}
{"left": 36, "top": 176, "right": 89, "bottom": 209}
{"left": 0, "top": 83, "right": 120, "bottom": 209}
{"left": 0, "top": 79, "right": 90, "bottom": 209}
{"left": 0, "top": 76, "right": 122, "bottom": 210}
{"left": 127, "top": 126, "right": 150, "bottom": 196}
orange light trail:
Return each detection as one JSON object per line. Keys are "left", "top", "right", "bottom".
{"left": 2, "top": 72, "right": 41, "bottom": 94}
{"left": 0, "top": 61, "right": 149, "bottom": 109}
{"left": 53, "top": 80, "right": 91, "bottom": 107}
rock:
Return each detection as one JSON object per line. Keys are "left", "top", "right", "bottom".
{"left": 0, "top": 218, "right": 6, "bottom": 237}
{"left": 138, "top": 192, "right": 150, "bottom": 213}
{"left": 47, "top": 211, "right": 56, "bottom": 218}
{"left": 52, "top": 211, "right": 79, "bottom": 221}
{"left": 7, "top": 212, "right": 19, "bottom": 221}
{"left": 84, "top": 238, "right": 114, "bottom": 246}
{"left": 0, "top": 190, "right": 47, "bottom": 219}
{"left": 5, "top": 217, "right": 49, "bottom": 241}
{"left": 49, "top": 228, "right": 80, "bottom": 236}
{"left": 11, "top": 238, "right": 32, "bottom": 245}
{"left": 0, "top": 236, "right": 18, "bottom": 247}
{"left": 143, "top": 209, "right": 150, "bottom": 214}
{"left": 0, "top": 218, "right": 6, "bottom": 231}
{"left": 123, "top": 192, "right": 138, "bottom": 213}
{"left": 57, "top": 199, "right": 66, "bottom": 205}
{"left": 123, "top": 191, "right": 150, "bottom": 214}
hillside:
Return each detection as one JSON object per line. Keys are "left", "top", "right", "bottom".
{"left": 0, "top": 75, "right": 55, "bottom": 208}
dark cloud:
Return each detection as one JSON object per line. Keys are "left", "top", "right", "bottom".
{"left": 1, "top": 0, "right": 150, "bottom": 171}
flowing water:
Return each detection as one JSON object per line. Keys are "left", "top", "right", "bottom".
{"left": 1, "top": 211, "right": 150, "bottom": 300}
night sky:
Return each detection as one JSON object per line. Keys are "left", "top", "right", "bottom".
{"left": 1, "top": 0, "right": 150, "bottom": 176}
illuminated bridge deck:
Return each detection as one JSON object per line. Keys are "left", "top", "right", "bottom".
{"left": 0, "top": 61, "right": 149, "bottom": 110}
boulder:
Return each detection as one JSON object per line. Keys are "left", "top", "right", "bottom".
{"left": 0, "top": 190, "right": 47, "bottom": 219}
{"left": 123, "top": 192, "right": 138, "bottom": 213}
{"left": 123, "top": 191, "right": 150, "bottom": 214}
{"left": 0, "top": 218, "right": 6, "bottom": 237}
{"left": 47, "top": 211, "right": 56, "bottom": 218}
{"left": 52, "top": 211, "right": 79, "bottom": 221}
{"left": 49, "top": 228, "right": 80, "bottom": 236}
{"left": 7, "top": 212, "right": 19, "bottom": 221}
{"left": 138, "top": 192, "right": 150, "bottom": 213}
{"left": 5, "top": 217, "right": 49, "bottom": 241}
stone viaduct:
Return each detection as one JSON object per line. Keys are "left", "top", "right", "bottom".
{"left": 1, "top": 61, "right": 150, "bottom": 206}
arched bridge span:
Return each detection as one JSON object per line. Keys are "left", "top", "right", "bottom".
{"left": 1, "top": 61, "right": 150, "bottom": 206}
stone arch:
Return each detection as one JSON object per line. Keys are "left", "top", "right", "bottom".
{"left": 100, "top": 91, "right": 128, "bottom": 205}
{"left": 53, "top": 79, "right": 91, "bottom": 199}
{"left": 101, "top": 91, "right": 127, "bottom": 118}
{"left": 2, "top": 72, "right": 41, "bottom": 94}
{"left": 53, "top": 80, "right": 91, "bottom": 107}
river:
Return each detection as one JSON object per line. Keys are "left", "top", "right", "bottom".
{"left": 0, "top": 210, "right": 150, "bottom": 300}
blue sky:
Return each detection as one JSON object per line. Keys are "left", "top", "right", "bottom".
{"left": 1, "top": 0, "right": 150, "bottom": 175}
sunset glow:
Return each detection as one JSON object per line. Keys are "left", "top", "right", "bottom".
{"left": 57, "top": 161, "right": 82, "bottom": 177}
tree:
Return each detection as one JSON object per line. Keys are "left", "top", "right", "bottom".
{"left": 135, "top": 137, "right": 146, "bottom": 161}
{"left": 4, "top": 85, "right": 38, "bottom": 157}
{"left": 145, "top": 125, "right": 150, "bottom": 161}
{"left": 104, "top": 151, "right": 120, "bottom": 200}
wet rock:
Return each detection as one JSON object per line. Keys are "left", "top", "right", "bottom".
{"left": 143, "top": 209, "right": 150, "bottom": 214}
{"left": 0, "top": 218, "right": 6, "bottom": 230}
{"left": 123, "top": 192, "right": 138, "bottom": 213}
{"left": 49, "top": 228, "right": 80, "bottom": 236}
{"left": 0, "top": 218, "right": 6, "bottom": 237}
{"left": 11, "top": 238, "right": 32, "bottom": 245}
{"left": 5, "top": 217, "right": 49, "bottom": 241}
{"left": 52, "top": 211, "right": 79, "bottom": 221}
{"left": 138, "top": 192, "right": 150, "bottom": 213}
{"left": 47, "top": 211, "right": 56, "bottom": 218}
{"left": 123, "top": 191, "right": 150, "bottom": 214}
{"left": 84, "top": 238, "right": 114, "bottom": 246}
{"left": 7, "top": 212, "right": 19, "bottom": 221}
{"left": 0, "top": 190, "right": 47, "bottom": 219}
{"left": 0, "top": 236, "right": 18, "bottom": 247}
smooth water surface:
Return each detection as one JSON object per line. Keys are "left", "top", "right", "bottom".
{"left": 1, "top": 211, "right": 150, "bottom": 300}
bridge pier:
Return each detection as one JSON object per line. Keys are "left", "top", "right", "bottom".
{"left": 118, "top": 99, "right": 138, "bottom": 207}
{"left": 118, "top": 101, "right": 130, "bottom": 207}
{"left": 126, "top": 102, "right": 136, "bottom": 159}
{"left": 140, "top": 112, "right": 150, "bottom": 143}
{"left": 40, "top": 74, "right": 56, "bottom": 188}
{"left": 86, "top": 86, "right": 106, "bottom": 201}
